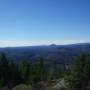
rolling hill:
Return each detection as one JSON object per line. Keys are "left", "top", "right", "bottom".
{"left": 0, "top": 43, "right": 90, "bottom": 65}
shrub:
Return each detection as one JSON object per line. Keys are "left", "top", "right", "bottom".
{"left": 12, "top": 84, "right": 32, "bottom": 90}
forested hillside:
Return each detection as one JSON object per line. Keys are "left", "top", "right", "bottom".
{"left": 0, "top": 53, "right": 90, "bottom": 90}
{"left": 0, "top": 43, "right": 90, "bottom": 65}
{"left": 0, "top": 43, "right": 90, "bottom": 90}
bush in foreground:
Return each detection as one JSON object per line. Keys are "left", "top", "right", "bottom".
{"left": 12, "top": 84, "right": 32, "bottom": 90}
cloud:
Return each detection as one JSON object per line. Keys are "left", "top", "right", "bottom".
{"left": 0, "top": 40, "right": 34, "bottom": 47}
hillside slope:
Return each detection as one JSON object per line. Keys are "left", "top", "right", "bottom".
{"left": 0, "top": 43, "right": 90, "bottom": 64}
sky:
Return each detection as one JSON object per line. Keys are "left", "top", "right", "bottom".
{"left": 0, "top": 0, "right": 90, "bottom": 47}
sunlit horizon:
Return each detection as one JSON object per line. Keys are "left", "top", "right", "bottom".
{"left": 0, "top": 40, "right": 90, "bottom": 47}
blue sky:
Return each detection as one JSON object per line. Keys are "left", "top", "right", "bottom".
{"left": 0, "top": 0, "right": 90, "bottom": 47}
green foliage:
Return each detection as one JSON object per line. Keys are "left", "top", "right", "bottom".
{"left": 32, "top": 57, "right": 47, "bottom": 83}
{"left": 0, "top": 53, "right": 68, "bottom": 89}
{"left": 46, "top": 67, "right": 54, "bottom": 81}
{"left": 20, "top": 60, "right": 32, "bottom": 84}
{"left": 9, "top": 60, "right": 22, "bottom": 86}
{"left": 65, "top": 54, "right": 90, "bottom": 90}
{"left": 0, "top": 53, "right": 22, "bottom": 88}
{"left": 0, "top": 53, "right": 10, "bottom": 86}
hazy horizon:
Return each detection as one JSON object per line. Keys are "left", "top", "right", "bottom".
{"left": 0, "top": 40, "right": 90, "bottom": 47}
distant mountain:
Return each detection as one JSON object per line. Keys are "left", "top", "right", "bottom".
{"left": 0, "top": 43, "right": 90, "bottom": 64}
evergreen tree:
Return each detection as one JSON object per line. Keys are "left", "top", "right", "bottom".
{"left": 0, "top": 53, "right": 10, "bottom": 86}
{"left": 66, "top": 54, "right": 90, "bottom": 90}
{"left": 9, "top": 60, "right": 23, "bottom": 87}
{"left": 32, "top": 57, "right": 47, "bottom": 83}
{"left": 20, "top": 60, "right": 32, "bottom": 84}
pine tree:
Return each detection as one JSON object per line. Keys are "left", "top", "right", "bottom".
{"left": 0, "top": 53, "right": 10, "bottom": 86}
{"left": 66, "top": 54, "right": 90, "bottom": 90}
{"left": 20, "top": 60, "right": 32, "bottom": 84}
